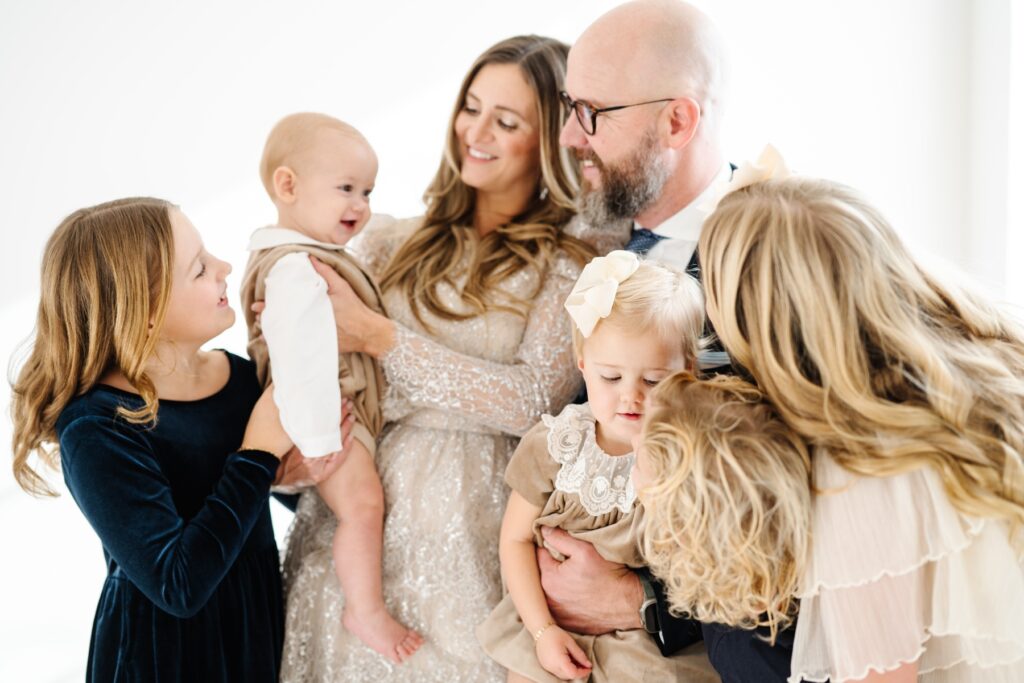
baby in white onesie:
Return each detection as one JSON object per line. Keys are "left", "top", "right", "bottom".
{"left": 242, "top": 112, "right": 422, "bottom": 664}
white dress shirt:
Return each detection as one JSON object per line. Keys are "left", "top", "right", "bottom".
{"left": 247, "top": 226, "right": 345, "bottom": 458}
{"left": 640, "top": 165, "right": 733, "bottom": 370}
{"left": 642, "top": 164, "right": 732, "bottom": 271}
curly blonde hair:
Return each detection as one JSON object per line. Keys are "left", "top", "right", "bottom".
{"left": 699, "top": 177, "right": 1024, "bottom": 541}
{"left": 639, "top": 372, "right": 811, "bottom": 641}
{"left": 11, "top": 198, "right": 176, "bottom": 496}
{"left": 378, "top": 35, "right": 594, "bottom": 330}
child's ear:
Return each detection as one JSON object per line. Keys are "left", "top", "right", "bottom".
{"left": 576, "top": 355, "right": 585, "bottom": 371}
{"left": 272, "top": 166, "right": 298, "bottom": 204}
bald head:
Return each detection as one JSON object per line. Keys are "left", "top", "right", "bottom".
{"left": 259, "top": 112, "right": 372, "bottom": 199}
{"left": 571, "top": 0, "right": 726, "bottom": 117}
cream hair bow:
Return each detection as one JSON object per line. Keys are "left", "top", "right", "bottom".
{"left": 564, "top": 250, "right": 640, "bottom": 337}
{"left": 701, "top": 144, "right": 790, "bottom": 214}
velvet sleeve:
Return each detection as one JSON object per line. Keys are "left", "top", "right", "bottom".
{"left": 60, "top": 415, "right": 279, "bottom": 619}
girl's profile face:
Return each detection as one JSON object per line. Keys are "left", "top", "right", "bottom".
{"left": 158, "top": 209, "right": 234, "bottom": 345}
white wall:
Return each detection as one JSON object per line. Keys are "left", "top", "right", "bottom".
{"left": 0, "top": 1, "right": 1015, "bottom": 680}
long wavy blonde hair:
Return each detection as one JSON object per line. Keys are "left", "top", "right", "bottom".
{"left": 11, "top": 197, "right": 175, "bottom": 496}
{"left": 699, "top": 177, "right": 1024, "bottom": 539}
{"left": 378, "top": 35, "right": 594, "bottom": 329}
{"left": 639, "top": 372, "right": 810, "bottom": 642}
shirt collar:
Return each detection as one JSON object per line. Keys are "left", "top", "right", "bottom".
{"left": 634, "top": 164, "right": 732, "bottom": 241}
{"left": 246, "top": 225, "right": 347, "bottom": 252}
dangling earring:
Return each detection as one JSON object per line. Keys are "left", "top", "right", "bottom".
{"left": 538, "top": 185, "right": 549, "bottom": 200}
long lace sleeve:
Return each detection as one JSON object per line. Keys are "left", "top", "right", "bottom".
{"left": 379, "top": 255, "right": 584, "bottom": 437}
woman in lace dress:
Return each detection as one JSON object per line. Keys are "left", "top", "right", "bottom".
{"left": 700, "top": 176, "right": 1024, "bottom": 682}
{"left": 278, "top": 35, "right": 627, "bottom": 682}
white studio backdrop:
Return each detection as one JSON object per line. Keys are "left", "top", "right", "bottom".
{"left": 1, "top": 1, "right": 1020, "bottom": 680}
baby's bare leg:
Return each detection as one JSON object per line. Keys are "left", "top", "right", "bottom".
{"left": 507, "top": 671, "right": 538, "bottom": 683}
{"left": 317, "top": 440, "right": 423, "bottom": 663}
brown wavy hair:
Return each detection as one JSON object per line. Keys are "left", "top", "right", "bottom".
{"left": 639, "top": 372, "right": 811, "bottom": 642}
{"left": 378, "top": 35, "right": 594, "bottom": 329}
{"left": 699, "top": 177, "right": 1024, "bottom": 540}
{"left": 11, "top": 198, "right": 175, "bottom": 496}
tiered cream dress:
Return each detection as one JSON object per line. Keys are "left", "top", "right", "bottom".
{"left": 790, "top": 451, "right": 1024, "bottom": 682}
{"left": 278, "top": 215, "right": 627, "bottom": 682}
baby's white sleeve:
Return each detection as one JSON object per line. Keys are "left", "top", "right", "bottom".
{"left": 261, "top": 252, "right": 341, "bottom": 458}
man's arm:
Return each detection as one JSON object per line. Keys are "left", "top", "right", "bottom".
{"left": 537, "top": 527, "right": 703, "bottom": 653}
{"left": 536, "top": 527, "right": 641, "bottom": 634}
{"left": 638, "top": 567, "right": 704, "bottom": 655}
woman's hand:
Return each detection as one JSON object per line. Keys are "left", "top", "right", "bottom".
{"left": 308, "top": 256, "right": 396, "bottom": 357}
{"left": 241, "top": 384, "right": 293, "bottom": 458}
{"left": 535, "top": 624, "right": 592, "bottom": 680}
{"left": 272, "top": 399, "right": 356, "bottom": 491}
{"left": 536, "top": 526, "right": 644, "bottom": 635}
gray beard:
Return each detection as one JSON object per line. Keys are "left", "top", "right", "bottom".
{"left": 578, "top": 132, "right": 669, "bottom": 228}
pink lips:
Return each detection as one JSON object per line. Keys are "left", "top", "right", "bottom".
{"left": 618, "top": 412, "right": 642, "bottom": 421}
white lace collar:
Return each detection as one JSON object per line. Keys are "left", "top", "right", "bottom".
{"left": 543, "top": 404, "right": 637, "bottom": 517}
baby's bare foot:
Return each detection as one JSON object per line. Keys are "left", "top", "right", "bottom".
{"left": 343, "top": 606, "right": 424, "bottom": 664}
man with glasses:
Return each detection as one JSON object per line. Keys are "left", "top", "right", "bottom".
{"left": 538, "top": 1, "right": 796, "bottom": 681}
{"left": 559, "top": 0, "right": 731, "bottom": 276}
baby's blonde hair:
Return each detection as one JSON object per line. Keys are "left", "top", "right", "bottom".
{"left": 699, "top": 177, "right": 1024, "bottom": 543}
{"left": 572, "top": 260, "right": 705, "bottom": 364}
{"left": 259, "top": 112, "right": 368, "bottom": 199}
{"left": 639, "top": 372, "right": 811, "bottom": 642}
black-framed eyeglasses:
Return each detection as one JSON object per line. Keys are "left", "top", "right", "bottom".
{"left": 560, "top": 91, "right": 674, "bottom": 135}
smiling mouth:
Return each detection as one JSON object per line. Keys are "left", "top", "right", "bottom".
{"left": 340, "top": 219, "right": 357, "bottom": 230}
{"left": 467, "top": 147, "right": 496, "bottom": 161}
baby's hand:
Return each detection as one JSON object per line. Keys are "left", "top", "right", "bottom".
{"left": 535, "top": 624, "right": 592, "bottom": 681}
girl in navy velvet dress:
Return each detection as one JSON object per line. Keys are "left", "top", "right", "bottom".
{"left": 11, "top": 198, "right": 298, "bottom": 682}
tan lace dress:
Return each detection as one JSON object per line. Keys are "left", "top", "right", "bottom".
{"left": 476, "top": 404, "right": 719, "bottom": 683}
{"left": 279, "top": 215, "right": 627, "bottom": 682}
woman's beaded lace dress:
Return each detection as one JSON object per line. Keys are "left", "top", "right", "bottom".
{"left": 279, "top": 215, "right": 626, "bottom": 682}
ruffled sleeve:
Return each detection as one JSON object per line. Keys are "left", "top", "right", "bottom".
{"left": 790, "top": 451, "right": 1024, "bottom": 683}
{"left": 378, "top": 253, "right": 584, "bottom": 437}
{"left": 504, "top": 416, "right": 561, "bottom": 508}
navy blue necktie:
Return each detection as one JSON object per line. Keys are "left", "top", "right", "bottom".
{"left": 625, "top": 227, "right": 667, "bottom": 256}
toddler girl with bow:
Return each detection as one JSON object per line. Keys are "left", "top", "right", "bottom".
{"left": 476, "top": 252, "right": 715, "bottom": 682}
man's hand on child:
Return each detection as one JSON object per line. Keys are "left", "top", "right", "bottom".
{"left": 537, "top": 526, "right": 644, "bottom": 635}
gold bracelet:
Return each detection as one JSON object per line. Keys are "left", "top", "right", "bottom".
{"left": 533, "top": 622, "right": 555, "bottom": 642}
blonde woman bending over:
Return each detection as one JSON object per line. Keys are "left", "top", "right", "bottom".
{"left": 700, "top": 176, "right": 1024, "bottom": 682}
